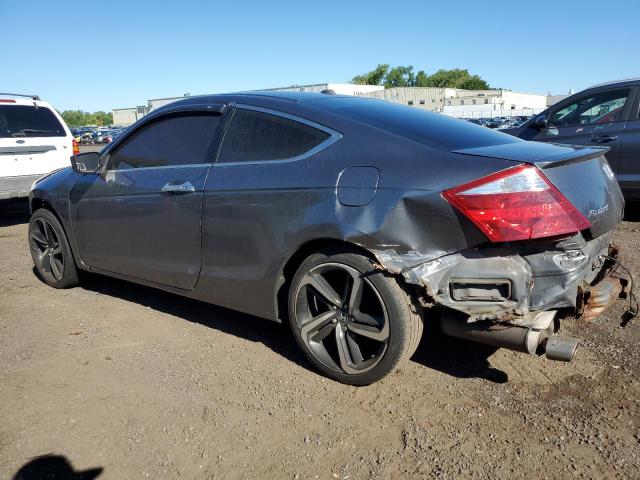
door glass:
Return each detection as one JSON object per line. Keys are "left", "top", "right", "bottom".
{"left": 549, "top": 89, "right": 630, "bottom": 128}
{"left": 217, "top": 108, "right": 331, "bottom": 163}
{"left": 108, "top": 114, "right": 220, "bottom": 170}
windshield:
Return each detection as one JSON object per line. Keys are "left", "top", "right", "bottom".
{"left": 0, "top": 105, "right": 66, "bottom": 138}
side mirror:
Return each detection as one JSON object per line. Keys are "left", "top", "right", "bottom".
{"left": 533, "top": 115, "right": 548, "bottom": 130}
{"left": 71, "top": 152, "right": 102, "bottom": 174}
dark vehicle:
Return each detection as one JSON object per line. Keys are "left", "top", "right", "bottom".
{"left": 29, "top": 92, "right": 627, "bottom": 385}
{"left": 502, "top": 79, "right": 640, "bottom": 199}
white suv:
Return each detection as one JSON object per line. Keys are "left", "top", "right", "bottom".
{"left": 0, "top": 93, "right": 78, "bottom": 199}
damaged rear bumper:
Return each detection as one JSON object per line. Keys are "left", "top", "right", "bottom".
{"left": 372, "top": 231, "right": 627, "bottom": 321}
{"left": 371, "top": 233, "right": 630, "bottom": 362}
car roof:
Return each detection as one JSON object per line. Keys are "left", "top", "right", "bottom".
{"left": 0, "top": 95, "right": 55, "bottom": 109}
{"left": 585, "top": 78, "right": 640, "bottom": 90}
{"left": 140, "top": 90, "right": 524, "bottom": 153}
{"left": 166, "top": 90, "right": 352, "bottom": 108}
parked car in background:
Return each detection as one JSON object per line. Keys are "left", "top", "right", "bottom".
{"left": 0, "top": 93, "right": 78, "bottom": 199}
{"left": 502, "top": 78, "right": 640, "bottom": 199}
{"left": 29, "top": 92, "right": 626, "bottom": 385}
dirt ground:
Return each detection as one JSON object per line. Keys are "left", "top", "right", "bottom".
{"left": 1, "top": 198, "right": 640, "bottom": 480}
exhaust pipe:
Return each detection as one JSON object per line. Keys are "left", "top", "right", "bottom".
{"left": 544, "top": 336, "right": 578, "bottom": 362}
{"left": 441, "top": 310, "right": 578, "bottom": 361}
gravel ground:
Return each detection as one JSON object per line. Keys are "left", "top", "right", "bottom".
{"left": 1, "top": 198, "right": 639, "bottom": 479}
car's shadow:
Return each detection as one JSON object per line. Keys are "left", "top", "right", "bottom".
{"left": 624, "top": 201, "right": 640, "bottom": 222}
{"left": 0, "top": 199, "right": 30, "bottom": 227}
{"left": 411, "top": 319, "right": 508, "bottom": 383}
{"left": 77, "top": 272, "right": 507, "bottom": 383}
{"left": 78, "top": 272, "right": 308, "bottom": 366}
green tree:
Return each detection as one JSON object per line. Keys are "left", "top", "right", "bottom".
{"left": 351, "top": 64, "right": 389, "bottom": 86}
{"left": 60, "top": 110, "right": 113, "bottom": 126}
{"left": 384, "top": 65, "right": 415, "bottom": 88}
{"left": 415, "top": 70, "right": 429, "bottom": 87}
{"left": 420, "top": 68, "right": 490, "bottom": 90}
{"left": 351, "top": 66, "right": 490, "bottom": 90}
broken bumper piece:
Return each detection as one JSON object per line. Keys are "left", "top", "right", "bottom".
{"left": 373, "top": 231, "right": 626, "bottom": 321}
{"left": 372, "top": 233, "right": 630, "bottom": 363}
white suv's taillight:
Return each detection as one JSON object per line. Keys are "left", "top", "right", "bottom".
{"left": 443, "top": 164, "right": 591, "bottom": 242}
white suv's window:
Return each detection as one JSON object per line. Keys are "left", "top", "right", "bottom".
{"left": 0, "top": 105, "right": 66, "bottom": 138}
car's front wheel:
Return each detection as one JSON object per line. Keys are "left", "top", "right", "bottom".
{"left": 288, "top": 249, "right": 423, "bottom": 385}
{"left": 29, "top": 208, "right": 79, "bottom": 289}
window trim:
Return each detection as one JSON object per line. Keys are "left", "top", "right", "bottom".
{"left": 103, "top": 109, "right": 225, "bottom": 172}
{"left": 214, "top": 104, "right": 342, "bottom": 166}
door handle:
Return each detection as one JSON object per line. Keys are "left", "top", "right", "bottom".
{"left": 591, "top": 134, "right": 619, "bottom": 143}
{"left": 161, "top": 181, "right": 195, "bottom": 194}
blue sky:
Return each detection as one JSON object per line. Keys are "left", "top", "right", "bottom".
{"left": 1, "top": 0, "right": 638, "bottom": 112}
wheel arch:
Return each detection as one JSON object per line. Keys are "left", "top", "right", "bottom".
{"left": 274, "top": 238, "right": 378, "bottom": 322}
{"left": 30, "top": 195, "right": 83, "bottom": 270}
{"left": 30, "top": 196, "right": 62, "bottom": 222}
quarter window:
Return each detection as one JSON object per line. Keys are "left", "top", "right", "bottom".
{"left": 108, "top": 114, "right": 220, "bottom": 170}
{"left": 217, "top": 108, "right": 331, "bottom": 163}
{"left": 549, "top": 89, "right": 630, "bottom": 128}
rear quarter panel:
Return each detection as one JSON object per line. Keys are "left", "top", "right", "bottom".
{"left": 194, "top": 123, "right": 522, "bottom": 321}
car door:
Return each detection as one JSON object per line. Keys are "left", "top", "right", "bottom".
{"left": 196, "top": 105, "right": 341, "bottom": 319}
{"left": 617, "top": 88, "right": 640, "bottom": 198}
{"left": 70, "top": 108, "right": 224, "bottom": 290}
{"left": 528, "top": 88, "right": 634, "bottom": 175}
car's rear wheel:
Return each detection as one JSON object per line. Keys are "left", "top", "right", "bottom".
{"left": 29, "top": 209, "right": 79, "bottom": 288}
{"left": 288, "top": 249, "right": 423, "bottom": 385}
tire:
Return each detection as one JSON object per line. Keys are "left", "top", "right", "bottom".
{"left": 288, "top": 249, "right": 423, "bottom": 385}
{"left": 28, "top": 208, "right": 79, "bottom": 289}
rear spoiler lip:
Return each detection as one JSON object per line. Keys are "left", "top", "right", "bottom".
{"left": 453, "top": 143, "right": 610, "bottom": 169}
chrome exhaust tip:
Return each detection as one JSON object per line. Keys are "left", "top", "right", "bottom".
{"left": 544, "top": 336, "right": 579, "bottom": 362}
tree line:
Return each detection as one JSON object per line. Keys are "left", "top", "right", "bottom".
{"left": 352, "top": 65, "right": 490, "bottom": 90}
{"left": 60, "top": 110, "right": 113, "bottom": 127}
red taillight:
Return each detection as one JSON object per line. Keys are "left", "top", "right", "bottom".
{"left": 0, "top": 99, "right": 16, "bottom": 103}
{"left": 443, "top": 164, "right": 591, "bottom": 242}
{"left": 72, "top": 139, "right": 80, "bottom": 155}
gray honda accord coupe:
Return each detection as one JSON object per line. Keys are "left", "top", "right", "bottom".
{"left": 29, "top": 92, "right": 628, "bottom": 385}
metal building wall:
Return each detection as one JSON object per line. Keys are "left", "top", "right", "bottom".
{"left": 112, "top": 108, "right": 141, "bottom": 126}
{"left": 362, "top": 87, "right": 457, "bottom": 111}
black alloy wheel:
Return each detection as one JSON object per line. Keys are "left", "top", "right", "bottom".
{"left": 29, "top": 209, "right": 79, "bottom": 288}
{"left": 289, "top": 250, "right": 423, "bottom": 385}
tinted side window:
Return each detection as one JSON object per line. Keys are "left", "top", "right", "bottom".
{"left": 0, "top": 105, "right": 65, "bottom": 138}
{"left": 549, "top": 89, "right": 630, "bottom": 128}
{"left": 109, "top": 114, "right": 220, "bottom": 170}
{"left": 217, "top": 108, "right": 331, "bottom": 163}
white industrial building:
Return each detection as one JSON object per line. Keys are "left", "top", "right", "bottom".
{"left": 112, "top": 84, "right": 558, "bottom": 125}
{"left": 441, "top": 90, "right": 548, "bottom": 118}
{"left": 361, "top": 87, "right": 548, "bottom": 118}
{"left": 264, "top": 82, "right": 384, "bottom": 96}
{"left": 112, "top": 94, "right": 192, "bottom": 126}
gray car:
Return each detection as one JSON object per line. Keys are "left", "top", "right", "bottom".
{"left": 502, "top": 78, "right": 640, "bottom": 199}
{"left": 29, "top": 92, "right": 627, "bottom": 385}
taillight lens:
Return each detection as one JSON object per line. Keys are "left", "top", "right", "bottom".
{"left": 72, "top": 139, "right": 80, "bottom": 155}
{"left": 443, "top": 164, "right": 591, "bottom": 242}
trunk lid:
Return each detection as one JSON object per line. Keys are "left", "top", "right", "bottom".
{"left": 453, "top": 142, "right": 625, "bottom": 239}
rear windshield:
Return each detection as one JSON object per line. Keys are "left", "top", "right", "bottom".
{"left": 0, "top": 105, "right": 66, "bottom": 138}
{"left": 311, "top": 97, "right": 522, "bottom": 150}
